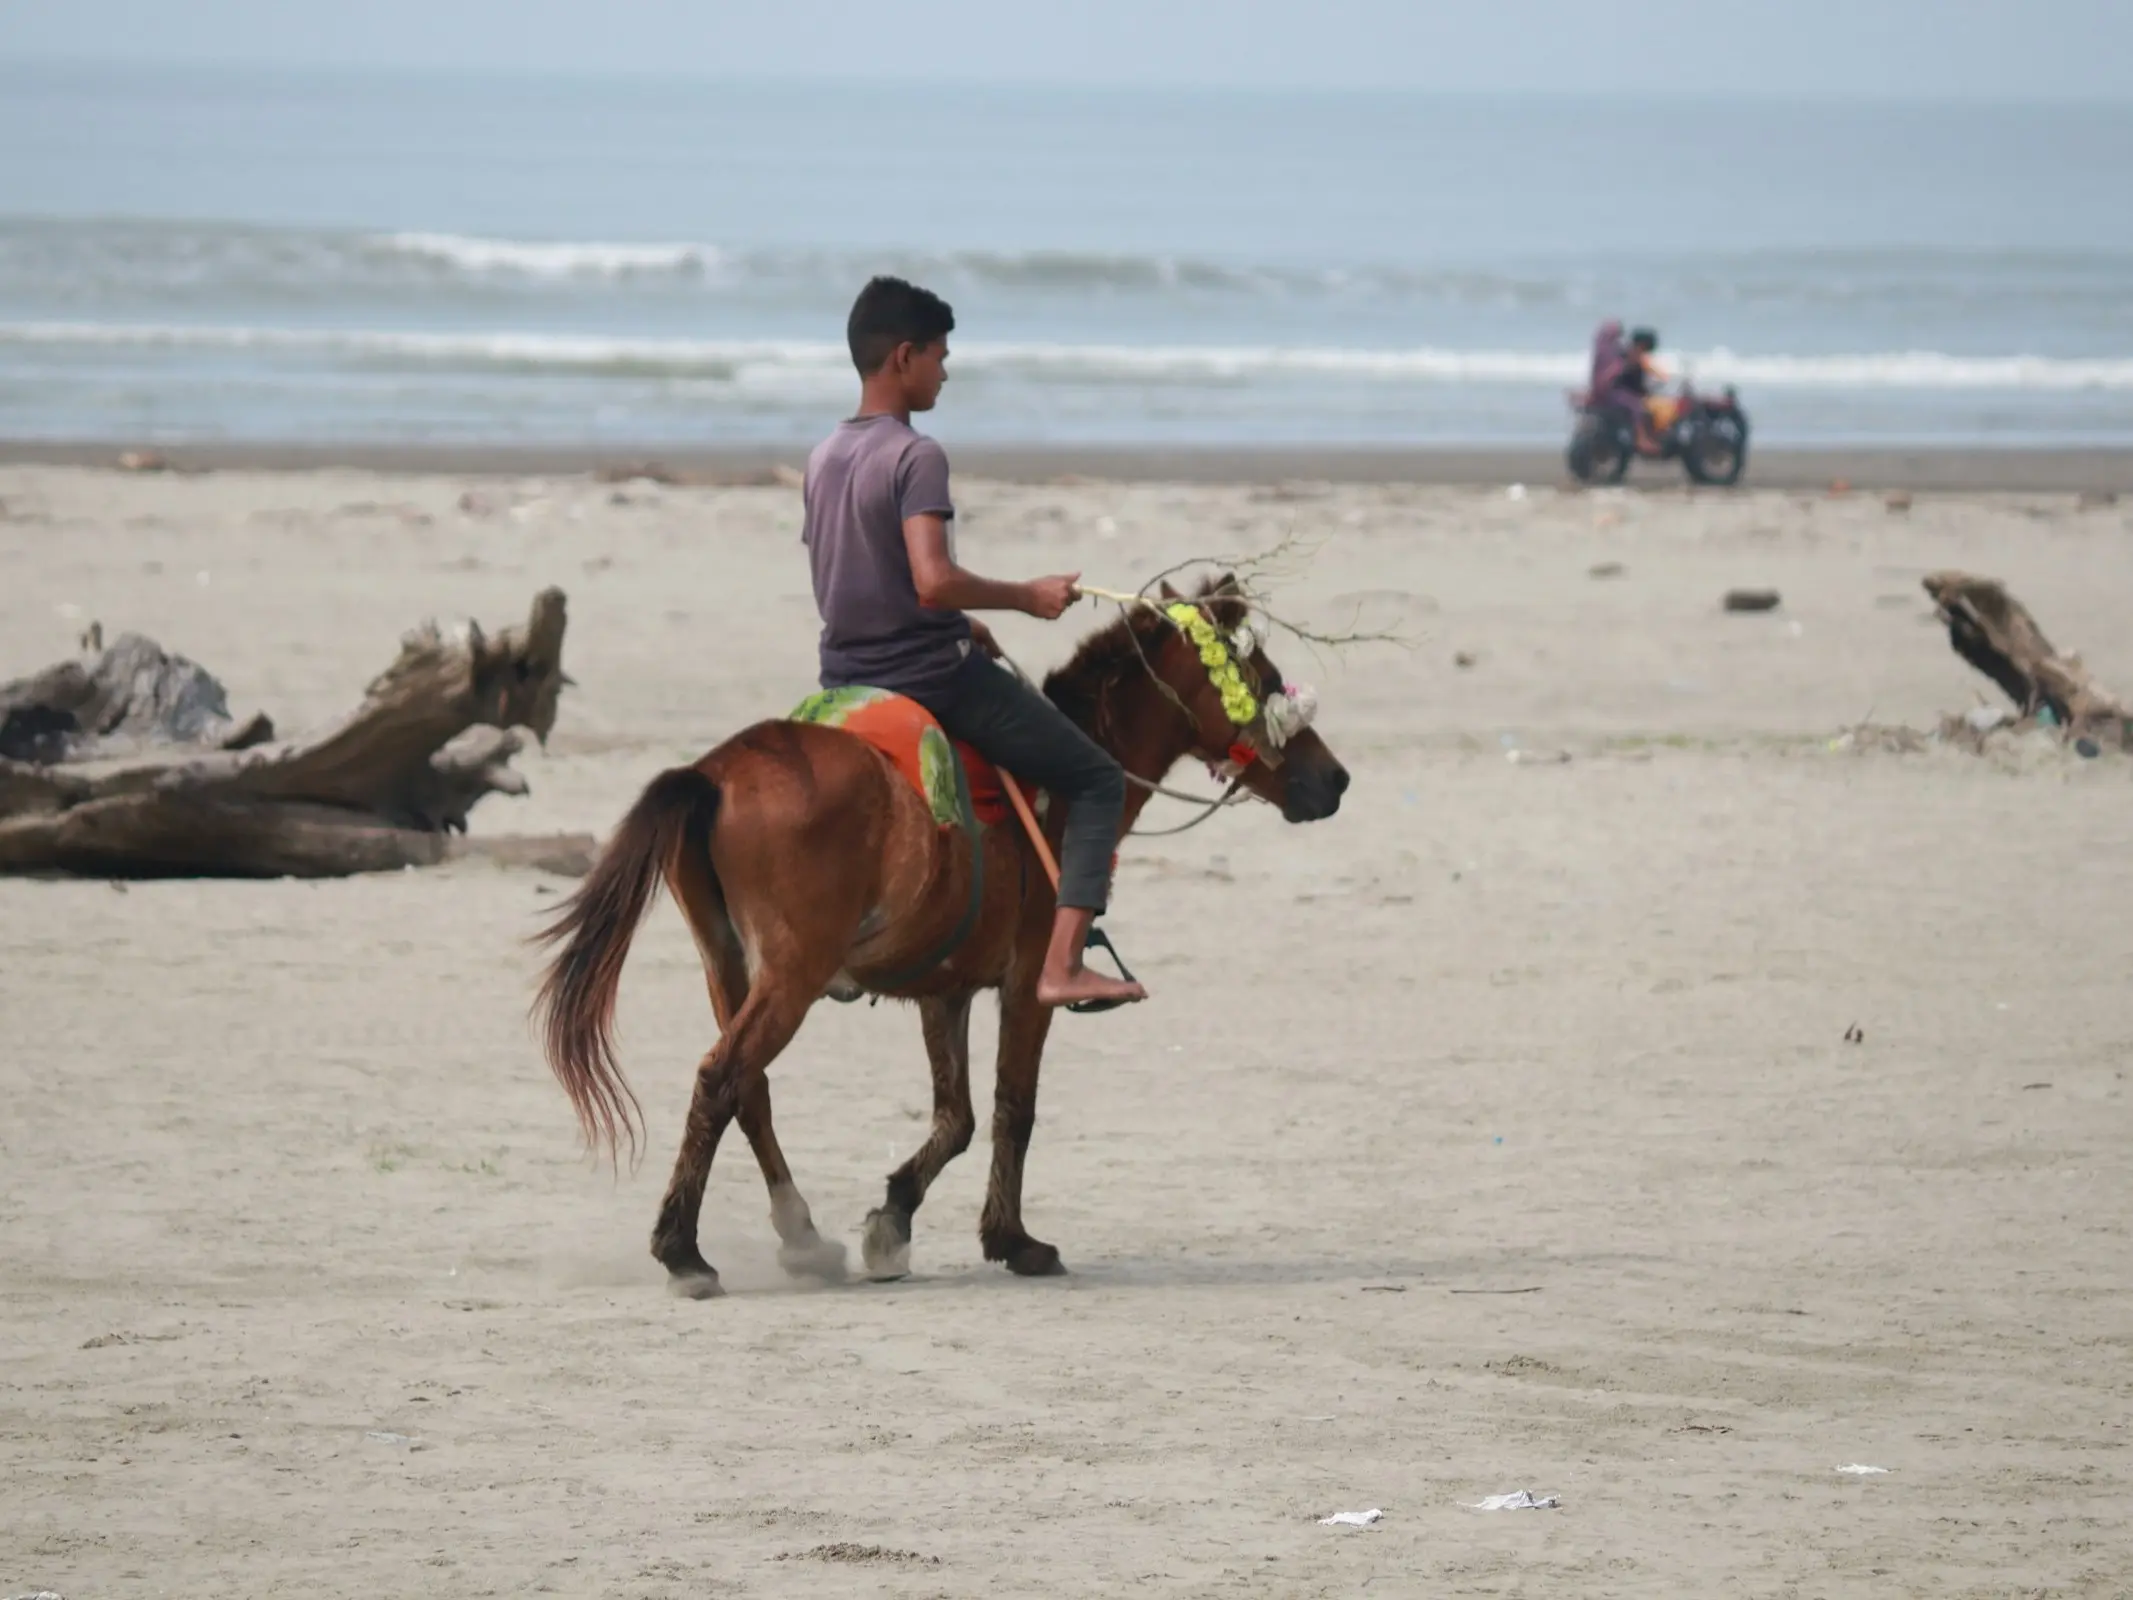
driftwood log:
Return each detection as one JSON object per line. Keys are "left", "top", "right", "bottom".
{"left": 1923, "top": 571, "right": 2132, "bottom": 750}
{"left": 0, "top": 589, "right": 580, "bottom": 877}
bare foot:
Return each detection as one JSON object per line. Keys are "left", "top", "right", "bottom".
{"left": 1035, "top": 966, "right": 1148, "bottom": 1008}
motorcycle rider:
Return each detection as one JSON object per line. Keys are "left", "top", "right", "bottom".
{"left": 1620, "top": 327, "right": 1678, "bottom": 453}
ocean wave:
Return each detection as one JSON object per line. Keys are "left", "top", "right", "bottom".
{"left": 9, "top": 320, "right": 2133, "bottom": 391}
{"left": 379, "top": 236, "right": 1272, "bottom": 293}
{"left": 0, "top": 218, "right": 1546, "bottom": 301}
{"left": 0, "top": 321, "right": 841, "bottom": 382}
{"left": 12, "top": 218, "right": 2130, "bottom": 315}
{"left": 379, "top": 232, "right": 720, "bottom": 280}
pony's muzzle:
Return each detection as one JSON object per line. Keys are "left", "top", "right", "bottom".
{"left": 1282, "top": 757, "right": 1350, "bottom": 822}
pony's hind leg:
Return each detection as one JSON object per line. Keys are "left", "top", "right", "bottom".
{"left": 863, "top": 991, "right": 978, "bottom": 1280}
{"left": 736, "top": 1074, "right": 848, "bottom": 1282}
{"left": 980, "top": 978, "right": 1065, "bottom": 1276}
{"left": 690, "top": 919, "right": 845, "bottom": 1282}
{"left": 650, "top": 984, "right": 810, "bottom": 1298}
{"left": 668, "top": 846, "right": 842, "bottom": 1284}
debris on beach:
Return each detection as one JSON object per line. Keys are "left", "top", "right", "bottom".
{"left": 774, "top": 1544, "right": 940, "bottom": 1567}
{"left": 1318, "top": 1508, "right": 1384, "bottom": 1527}
{"left": 593, "top": 460, "right": 686, "bottom": 486}
{"left": 0, "top": 591, "right": 589, "bottom": 879}
{"left": 1924, "top": 571, "right": 2130, "bottom": 751}
{"left": 1826, "top": 575, "right": 2133, "bottom": 765}
{"left": 1470, "top": 1491, "right": 1561, "bottom": 1511}
{"left": 1835, "top": 1464, "right": 1890, "bottom": 1476}
{"left": 1827, "top": 723, "right": 1929, "bottom": 756}
{"left": 1723, "top": 588, "right": 1782, "bottom": 613}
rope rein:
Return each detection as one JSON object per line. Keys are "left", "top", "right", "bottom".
{"left": 1119, "top": 770, "right": 1252, "bottom": 836}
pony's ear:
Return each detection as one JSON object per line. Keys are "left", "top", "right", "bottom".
{"left": 1158, "top": 580, "right": 1183, "bottom": 602}
{"left": 1202, "top": 571, "right": 1250, "bottom": 630}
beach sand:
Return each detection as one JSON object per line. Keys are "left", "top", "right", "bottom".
{"left": 3, "top": 463, "right": 2130, "bottom": 1597}
{"left": 8, "top": 438, "right": 2133, "bottom": 492}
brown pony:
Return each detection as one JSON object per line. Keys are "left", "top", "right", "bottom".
{"left": 533, "top": 576, "right": 1349, "bottom": 1297}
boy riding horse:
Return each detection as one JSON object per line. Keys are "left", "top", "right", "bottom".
{"left": 802, "top": 276, "right": 1147, "bottom": 1010}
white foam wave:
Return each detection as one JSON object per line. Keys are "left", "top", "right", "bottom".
{"left": 9, "top": 320, "right": 2133, "bottom": 392}
{"left": 378, "top": 232, "right": 719, "bottom": 279}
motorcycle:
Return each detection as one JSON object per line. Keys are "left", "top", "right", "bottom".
{"left": 1565, "top": 381, "right": 1750, "bottom": 487}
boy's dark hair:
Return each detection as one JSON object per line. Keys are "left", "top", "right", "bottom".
{"left": 847, "top": 276, "right": 955, "bottom": 376}
{"left": 1630, "top": 327, "right": 1659, "bottom": 351}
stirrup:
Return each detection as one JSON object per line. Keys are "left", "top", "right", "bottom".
{"left": 1066, "top": 924, "right": 1141, "bottom": 1015}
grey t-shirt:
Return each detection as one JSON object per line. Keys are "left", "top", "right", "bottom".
{"left": 802, "top": 414, "right": 972, "bottom": 697}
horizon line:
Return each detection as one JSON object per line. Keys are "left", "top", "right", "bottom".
{"left": 2, "top": 53, "right": 2129, "bottom": 110}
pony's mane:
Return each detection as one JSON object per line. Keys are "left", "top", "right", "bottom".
{"left": 1041, "top": 574, "right": 1245, "bottom": 728}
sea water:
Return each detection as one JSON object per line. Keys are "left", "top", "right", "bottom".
{"left": 3, "top": 63, "right": 2130, "bottom": 447}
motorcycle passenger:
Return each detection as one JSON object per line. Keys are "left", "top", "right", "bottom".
{"left": 1589, "top": 319, "right": 1628, "bottom": 401}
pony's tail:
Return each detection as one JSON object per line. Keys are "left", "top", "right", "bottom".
{"left": 532, "top": 766, "right": 721, "bottom": 1164}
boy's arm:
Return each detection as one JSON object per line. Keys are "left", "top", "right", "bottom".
{"left": 904, "top": 515, "right": 1080, "bottom": 621}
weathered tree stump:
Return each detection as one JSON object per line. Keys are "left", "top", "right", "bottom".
{"left": 1922, "top": 571, "right": 2131, "bottom": 751}
{"left": 0, "top": 589, "right": 578, "bottom": 877}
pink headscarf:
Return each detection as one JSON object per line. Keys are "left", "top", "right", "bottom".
{"left": 1589, "top": 319, "right": 1626, "bottom": 394}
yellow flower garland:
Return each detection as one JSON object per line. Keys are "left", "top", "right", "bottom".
{"left": 1166, "top": 602, "right": 1258, "bottom": 725}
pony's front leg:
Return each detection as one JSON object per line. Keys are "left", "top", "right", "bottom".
{"left": 979, "top": 977, "right": 1065, "bottom": 1276}
{"left": 864, "top": 991, "right": 977, "bottom": 1280}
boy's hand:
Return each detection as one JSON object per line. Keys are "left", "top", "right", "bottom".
{"left": 968, "top": 618, "right": 1002, "bottom": 659}
{"left": 1023, "top": 573, "right": 1082, "bottom": 621}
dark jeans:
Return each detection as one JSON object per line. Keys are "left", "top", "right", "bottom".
{"left": 915, "top": 654, "right": 1124, "bottom": 912}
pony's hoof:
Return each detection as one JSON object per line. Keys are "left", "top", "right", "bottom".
{"left": 861, "top": 1207, "right": 912, "bottom": 1281}
{"left": 1006, "top": 1240, "right": 1066, "bottom": 1278}
{"left": 777, "top": 1234, "right": 850, "bottom": 1284}
{"left": 666, "top": 1268, "right": 725, "bottom": 1300}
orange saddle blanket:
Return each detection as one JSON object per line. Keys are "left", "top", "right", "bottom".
{"left": 789, "top": 686, "right": 1009, "bottom": 830}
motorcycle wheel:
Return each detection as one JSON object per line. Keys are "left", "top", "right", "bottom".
{"left": 1567, "top": 415, "right": 1631, "bottom": 485}
{"left": 1683, "top": 413, "right": 1749, "bottom": 487}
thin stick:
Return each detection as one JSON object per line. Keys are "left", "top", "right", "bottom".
{"left": 999, "top": 771, "right": 1060, "bottom": 892}
{"left": 1078, "top": 571, "right": 1405, "bottom": 655}
{"left": 1074, "top": 584, "right": 1159, "bottom": 609}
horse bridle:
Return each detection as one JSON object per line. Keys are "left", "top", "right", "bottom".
{"left": 1002, "top": 594, "right": 1305, "bottom": 837}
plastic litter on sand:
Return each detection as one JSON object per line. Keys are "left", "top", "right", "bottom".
{"left": 1836, "top": 1464, "right": 1890, "bottom": 1476}
{"left": 1471, "top": 1491, "right": 1561, "bottom": 1511}
{"left": 1318, "top": 1509, "right": 1384, "bottom": 1527}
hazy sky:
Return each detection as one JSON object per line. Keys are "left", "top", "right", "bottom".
{"left": 2, "top": 0, "right": 2130, "bottom": 100}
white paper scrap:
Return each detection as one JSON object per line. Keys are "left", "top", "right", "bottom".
{"left": 1836, "top": 1464, "right": 1890, "bottom": 1475}
{"left": 1318, "top": 1509, "right": 1384, "bottom": 1527}
{"left": 1471, "top": 1491, "right": 1561, "bottom": 1511}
